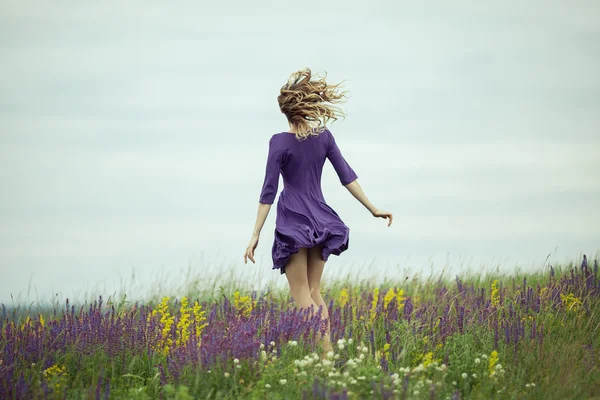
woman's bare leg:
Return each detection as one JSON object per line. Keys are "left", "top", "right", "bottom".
{"left": 307, "top": 245, "right": 333, "bottom": 355}
{"left": 284, "top": 247, "right": 320, "bottom": 326}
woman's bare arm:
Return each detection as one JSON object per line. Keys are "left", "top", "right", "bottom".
{"left": 344, "top": 179, "right": 393, "bottom": 226}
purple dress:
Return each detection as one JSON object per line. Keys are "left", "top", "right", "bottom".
{"left": 259, "top": 128, "right": 358, "bottom": 274}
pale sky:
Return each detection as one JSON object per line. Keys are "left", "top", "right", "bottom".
{"left": 1, "top": 1, "right": 599, "bottom": 304}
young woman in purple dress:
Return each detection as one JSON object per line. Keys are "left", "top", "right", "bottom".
{"left": 244, "top": 67, "right": 393, "bottom": 356}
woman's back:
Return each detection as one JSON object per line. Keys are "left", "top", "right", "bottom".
{"left": 259, "top": 128, "right": 358, "bottom": 205}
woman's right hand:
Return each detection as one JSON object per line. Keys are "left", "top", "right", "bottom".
{"left": 372, "top": 208, "right": 393, "bottom": 227}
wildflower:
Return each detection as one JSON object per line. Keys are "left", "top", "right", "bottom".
{"left": 176, "top": 296, "right": 192, "bottom": 347}
{"left": 348, "top": 338, "right": 353, "bottom": 344}
{"left": 383, "top": 288, "right": 396, "bottom": 310}
{"left": 327, "top": 351, "right": 334, "bottom": 359}
{"left": 265, "top": 384, "right": 271, "bottom": 389}
{"left": 236, "top": 365, "right": 241, "bottom": 369}
{"left": 488, "top": 350, "right": 499, "bottom": 374}
{"left": 224, "top": 372, "right": 230, "bottom": 378}
{"left": 452, "top": 381, "right": 457, "bottom": 385}
{"left": 461, "top": 372, "right": 467, "bottom": 379}
{"left": 474, "top": 358, "right": 481, "bottom": 364}
{"left": 361, "top": 346, "right": 368, "bottom": 353}
{"left": 233, "top": 358, "right": 239, "bottom": 364}
{"left": 339, "top": 288, "right": 349, "bottom": 307}
{"left": 382, "top": 343, "right": 391, "bottom": 359}
{"left": 350, "top": 379, "right": 357, "bottom": 384}
{"left": 232, "top": 290, "right": 254, "bottom": 317}
{"left": 270, "top": 341, "right": 275, "bottom": 347}
{"left": 396, "top": 288, "right": 406, "bottom": 311}
{"left": 192, "top": 300, "right": 209, "bottom": 347}
{"left": 491, "top": 280, "right": 500, "bottom": 307}
{"left": 260, "top": 343, "right": 265, "bottom": 349}
{"left": 288, "top": 340, "right": 298, "bottom": 347}
{"left": 279, "top": 379, "right": 287, "bottom": 385}
{"left": 472, "top": 373, "right": 477, "bottom": 378}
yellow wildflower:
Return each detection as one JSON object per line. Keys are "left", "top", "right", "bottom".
{"left": 176, "top": 297, "right": 192, "bottom": 347}
{"left": 233, "top": 291, "right": 254, "bottom": 317}
{"left": 560, "top": 293, "right": 582, "bottom": 313}
{"left": 193, "top": 300, "right": 209, "bottom": 347}
{"left": 488, "top": 350, "right": 499, "bottom": 374}
{"left": 383, "top": 288, "right": 395, "bottom": 311}
{"left": 396, "top": 289, "right": 406, "bottom": 311}
{"left": 382, "top": 343, "right": 391, "bottom": 359}
{"left": 339, "top": 288, "right": 349, "bottom": 307}
{"left": 491, "top": 280, "right": 500, "bottom": 307}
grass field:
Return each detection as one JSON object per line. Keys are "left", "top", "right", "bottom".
{"left": 1, "top": 255, "right": 599, "bottom": 399}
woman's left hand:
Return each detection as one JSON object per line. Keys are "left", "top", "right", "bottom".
{"left": 244, "top": 234, "right": 259, "bottom": 264}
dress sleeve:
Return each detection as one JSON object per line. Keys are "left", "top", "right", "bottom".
{"left": 259, "top": 136, "right": 284, "bottom": 204}
{"left": 326, "top": 129, "right": 358, "bottom": 186}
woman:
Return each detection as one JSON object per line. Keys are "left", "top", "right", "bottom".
{"left": 244, "top": 68, "right": 393, "bottom": 356}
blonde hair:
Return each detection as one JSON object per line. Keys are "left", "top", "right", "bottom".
{"left": 278, "top": 67, "right": 350, "bottom": 141}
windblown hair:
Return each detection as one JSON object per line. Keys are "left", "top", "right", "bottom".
{"left": 278, "top": 68, "right": 350, "bottom": 141}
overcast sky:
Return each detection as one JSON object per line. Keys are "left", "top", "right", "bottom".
{"left": 1, "top": 1, "right": 599, "bottom": 304}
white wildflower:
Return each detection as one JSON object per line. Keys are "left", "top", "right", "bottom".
{"left": 472, "top": 373, "right": 477, "bottom": 378}
{"left": 265, "top": 383, "right": 271, "bottom": 388}
{"left": 224, "top": 372, "right": 230, "bottom": 378}
{"left": 461, "top": 372, "right": 467, "bottom": 379}
{"left": 233, "top": 358, "right": 239, "bottom": 364}
{"left": 474, "top": 358, "right": 480, "bottom": 364}
{"left": 279, "top": 379, "right": 287, "bottom": 385}
{"left": 351, "top": 379, "right": 357, "bottom": 384}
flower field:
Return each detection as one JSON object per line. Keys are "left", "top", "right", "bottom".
{"left": 1, "top": 255, "right": 599, "bottom": 399}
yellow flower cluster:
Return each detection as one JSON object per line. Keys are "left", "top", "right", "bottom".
{"left": 383, "top": 288, "right": 395, "bottom": 311}
{"left": 43, "top": 364, "right": 67, "bottom": 395}
{"left": 421, "top": 351, "right": 441, "bottom": 368}
{"left": 382, "top": 343, "right": 391, "bottom": 359}
{"left": 396, "top": 289, "right": 406, "bottom": 310}
{"left": 150, "top": 297, "right": 175, "bottom": 355}
{"left": 560, "top": 292, "right": 582, "bottom": 312}
{"left": 233, "top": 291, "right": 255, "bottom": 317}
{"left": 338, "top": 288, "right": 349, "bottom": 307}
{"left": 193, "top": 300, "right": 209, "bottom": 347}
{"left": 369, "top": 287, "right": 380, "bottom": 326}
{"left": 488, "top": 350, "right": 499, "bottom": 374}
{"left": 20, "top": 315, "right": 31, "bottom": 331}
{"left": 491, "top": 280, "right": 500, "bottom": 307}
{"left": 176, "top": 297, "right": 192, "bottom": 347}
